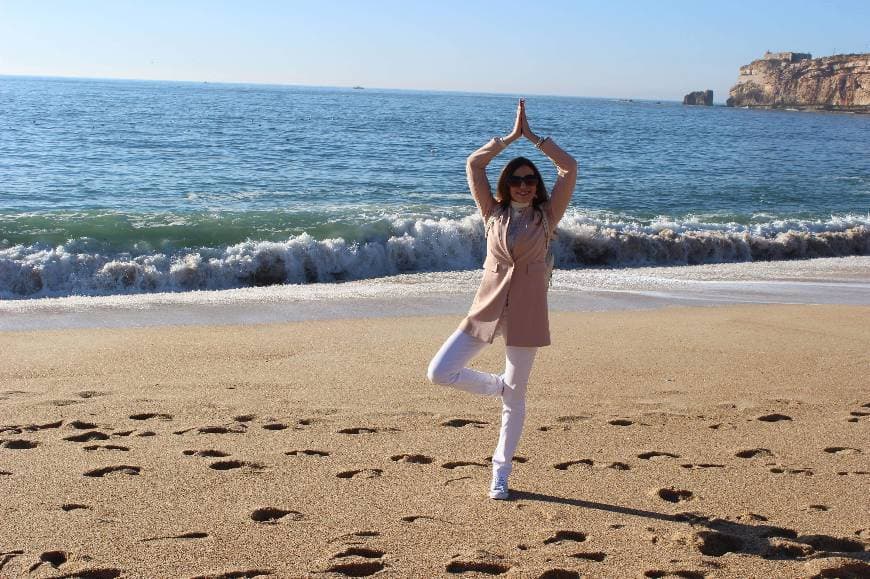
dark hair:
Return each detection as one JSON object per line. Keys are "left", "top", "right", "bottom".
{"left": 495, "top": 157, "right": 548, "bottom": 208}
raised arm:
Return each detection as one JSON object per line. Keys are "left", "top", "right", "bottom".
{"left": 521, "top": 108, "right": 578, "bottom": 224}
{"left": 466, "top": 99, "right": 524, "bottom": 219}
{"left": 536, "top": 138, "right": 578, "bottom": 224}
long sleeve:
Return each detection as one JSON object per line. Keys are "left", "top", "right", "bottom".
{"left": 466, "top": 138, "right": 508, "bottom": 219}
{"left": 538, "top": 138, "right": 578, "bottom": 224}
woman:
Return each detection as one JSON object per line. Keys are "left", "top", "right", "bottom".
{"left": 427, "top": 99, "right": 578, "bottom": 500}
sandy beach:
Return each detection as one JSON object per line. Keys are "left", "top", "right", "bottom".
{"left": 1, "top": 304, "right": 868, "bottom": 577}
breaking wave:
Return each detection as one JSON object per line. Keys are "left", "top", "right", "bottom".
{"left": 1, "top": 212, "right": 868, "bottom": 298}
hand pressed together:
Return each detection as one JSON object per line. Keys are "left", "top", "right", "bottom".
{"left": 503, "top": 98, "right": 541, "bottom": 145}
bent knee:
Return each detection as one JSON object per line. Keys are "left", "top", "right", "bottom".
{"left": 427, "top": 361, "right": 457, "bottom": 385}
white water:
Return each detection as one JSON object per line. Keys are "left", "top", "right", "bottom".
{"left": 2, "top": 256, "right": 868, "bottom": 331}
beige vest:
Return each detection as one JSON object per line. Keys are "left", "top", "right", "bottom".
{"left": 459, "top": 201, "right": 554, "bottom": 347}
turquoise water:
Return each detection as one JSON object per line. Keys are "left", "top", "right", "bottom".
{"left": 1, "top": 76, "right": 868, "bottom": 297}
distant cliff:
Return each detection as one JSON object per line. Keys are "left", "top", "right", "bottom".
{"left": 726, "top": 51, "right": 870, "bottom": 112}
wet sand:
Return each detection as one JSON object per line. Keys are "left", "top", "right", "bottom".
{"left": 1, "top": 304, "right": 868, "bottom": 577}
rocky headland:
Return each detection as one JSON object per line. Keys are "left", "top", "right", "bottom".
{"left": 727, "top": 51, "right": 870, "bottom": 112}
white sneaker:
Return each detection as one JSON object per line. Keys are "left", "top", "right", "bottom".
{"left": 488, "top": 474, "right": 509, "bottom": 500}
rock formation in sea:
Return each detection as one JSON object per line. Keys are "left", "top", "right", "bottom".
{"left": 726, "top": 51, "right": 870, "bottom": 112}
{"left": 683, "top": 90, "right": 713, "bottom": 106}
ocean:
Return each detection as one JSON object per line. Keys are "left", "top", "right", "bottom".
{"left": 1, "top": 76, "right": 869, "bottom": 300}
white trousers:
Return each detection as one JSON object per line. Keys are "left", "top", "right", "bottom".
{"left": 427, "top": 328, "right": 537, "bottom": 478}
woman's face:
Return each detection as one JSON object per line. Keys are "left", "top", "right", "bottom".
{"left": 507, "top": 165, "right": 538, "bottom": 204}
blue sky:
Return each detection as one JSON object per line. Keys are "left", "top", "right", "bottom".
{"left": 1, "top": 0, "right": 868, "bottom": 101}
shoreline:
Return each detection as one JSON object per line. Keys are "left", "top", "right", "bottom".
{"left": 2, "top": 305, "right": 868, "bottom": 577}
{"left": 2, "top": 256, "right": 869, "bottom": 331}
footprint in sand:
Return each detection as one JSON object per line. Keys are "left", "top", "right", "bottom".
{"left": 83, "top": 465, "right": 141, "bottom": 477}
{"left": 538, "top": 570, "right": 581, "bottom": 579}
{"left": 285, "top": 449, "right": 330, "bottom": 457}
{"left": 757, "top": 413, "right": 792, "bottom": 422}
{"left": 655, "top": 488, "right": 694, "bottom": 503}
{"left": 693, "top": 530, "right": 744, "bottom": 557}
{"left": 607, "top": 462, "right": 631, "bottom": 470}
{"left": 183, "top": 449, "right": 230, "bottom": 458}
{"left": 608, "top": 419, "right": 634, "bottom": 426}
{"left": 194, "top": 424, "right": 247, "bottom": 434}
{"left": 68, "top": 420, "right": 98, "bottom": 429}
{"left": 83, "top": 444, "right": 130, "bottom": 452}
{"left": 338, "top": 427, "right": 378, "bottom": 435}
{"left": 637, "top": 451, "right": 680, "bottom": 460}
{"left": 391, "top": 453, "right": 433, "bottom": 464}
{"left": 28, "top": 551, "right": 68, "bottom": 572}
{"left": 769, "top": 465, "right": 813, "bottom": 476}
{"left": 680, "top": 463, "right": 724, "bottom": 469}
{"left": 325, "top": 546, "right": 386, "bottom": 577}
{"left": 570, "top": 552, "right": 606, "bottom": 562}
{"left": 644, "top": 570, "right": 706, "bottom": 579}
{"left": 46, "top": 399, "right": 85, "bottom": 407}
{"left": 64, "top": 431, "right": 110, "bottom": 443}
{"left": 543, "top": 530, "right": 587, "bottom": 545}
{"left": 0, "top": 470, "right": 12, "bottom": 475}
{"left": 209, "top": 460, "right": 264, "bottom": 472}
{"left": 336, "top": 469, "right": 383, "bottom": 479}
{"left": 799, "top": 534, "right": 865, "bottom": 553}
{"left": 440, "top": 418, "right": 488, "bottom": 428}
{"left": 735, "top": 448, "right": 773, "bottom": 459}
{"left": 61, "top": 504, "right": 90, "bottom": 511}
{"left": 262, "top": 423, "right": 289, "bottom": 431}
{"left": 24, "top": 420, "right": 64, "bottom": 432}
{"left": 824, "top": 446, "right": 861, "bottom": 455}
{"left": 129, "top": 412, "right": 172, "bottom": 421}
{"left": 1, "top": 439, "right": 39, "bottom": 449}
{"left": 554, "top": 459, "right": 594, "bottom": 471}
{"left": 234, "top": 414, "right": 256, "bottom": 423}
{"left": 250, "top": 507, "right": 303, "bottom": 524}
{"left": 441, "top": 461, "right": 487, "bottom": 470}
{"left": 445, "top": 551, "right": 510, "bottom": 576}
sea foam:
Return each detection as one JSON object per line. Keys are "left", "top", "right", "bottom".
{"left": 1, "top": 211, "right": 868, "bottom": 299}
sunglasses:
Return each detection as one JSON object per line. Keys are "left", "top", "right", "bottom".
{"left": 507, "top": 175, "right": 539, "bottom": 187}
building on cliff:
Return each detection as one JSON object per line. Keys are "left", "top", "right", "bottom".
{"left": 726, "top": 52, "right": 870, "bottom": 112}
{"left": 762, "top": 51, "right": 812, "bottom": 63}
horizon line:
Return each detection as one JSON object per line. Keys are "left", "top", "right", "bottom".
{"left": 0, "top": 73, "right": 723, "bottom": 104}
